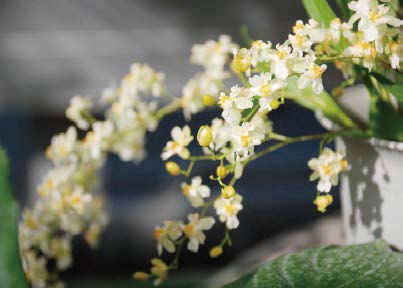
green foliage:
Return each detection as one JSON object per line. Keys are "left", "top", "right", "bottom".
{"left": 241, "top": 96, "right": 260, "bottom": 123}
{"left": 359, "top": 69, "right": 403, "bottom": 141}
{"left": 224, "top": 240, "right": 403, "bottom": 288}
{"left": 385, "top": 84, "right": 403, "bottom": 111}
{"left": 335, "top": 0, "right": 354, "bottom": 21}
{"left": 284, "top": 76, "right": 357, "bottom": 129}
{"left": 0, "top": 148, "right": 27, "bottom": 288}
{"left": 301, "top": 0, "right": 337, "bottom": 27}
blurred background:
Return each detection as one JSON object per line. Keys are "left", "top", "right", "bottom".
{"left": 0, "top": 0, "right": 343, "bottom": 287}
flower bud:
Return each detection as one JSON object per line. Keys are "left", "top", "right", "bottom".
{"left": 314, "top": 194, "right": 333, "bottom": 213}
{"left": 209, "top": 246, "right": 223, "bottom": 258}
{"left": 197, "top": 125, "right": 213, "bottom": 147}
{"left": 216, "top": 165, "right": 228, "bottom": 179}
{"left": 202, "top": 94, "right": 216, "bottom": 106}
{"left": 133, "top": 271, "right": 149, "bottom": 281}
{"left": 221, "top": 186, "right": 236, "bottom": 199}
{"left": 165, "top": 161, "right": 181, "bottom": 176}
{"left": 269, "top": 99, "right": 280, "bottom": 110}
{"left": 232, "top": 48, "right": 251, "bottom": 73}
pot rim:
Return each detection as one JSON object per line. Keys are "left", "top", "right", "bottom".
{"left": 315, "top": 112, "right": 403, "bottom": 152}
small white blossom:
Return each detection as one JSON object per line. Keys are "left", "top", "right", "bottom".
{"left": 214, "top": 194, "right": 243, "bottom": 229}
{"left": 182, "top": 213, "right": 215, "bottom": 253}
{"left": 308, "top": 148, "right": 348, "bottom": 193}
{"left": 181, "top": 176, "right": 210, "bottom": 208}
{"left": 65, "top": 96, "right": 93, "bottom": 130}
{"left": 154, "top": 221, "right": 183, "bottom": 255}
{"left": 161, "top": 126, "right": 193, "bottom": 160}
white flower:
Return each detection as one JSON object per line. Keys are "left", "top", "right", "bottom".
{"left": 83, "top": 120, "right": 114, "bottom": 160}
{"left": 209, "top": 118, "right": 232, "bottom": 152}
{"left": 130, "top": 63, "right": 165, "bottom": 97}
{"left": 23, "top": 251, "right": 48, "bottom": 287}
{"left": 348, "top": 0, "right": 401, "bottom": 50}
{"left": 267, "top": 44, "right": 296, "bottom": 80}
{"left": 66, "top": 96, "right": 93, "bottom": 130}
{"left": 344, "top": 40, "right": 377, "bottom": 70}
{"left": 288, "top": 34, "right": 313, "bottom": 55}
{"left": 112, "top": 128, "right": 146, "bottom": 162}
{"left": 65, "top": 187, "right": 92, "bottom": 214}
{"left": 161, "top": 126, "right": 193, "bottom": 160}
{"left": 308, "top": 148, "right": 348, "bottom": 193}
{"left": 182, "top": 213, "right": 215, "bottom": 253}
{"left": 329, "top": 18, "right": 352, "bottom": 43}
{"left": 249, "top": 40, "right": 273, "bottom": 67}
{"left": 232, "top": 122, "right": 265, "bottom": 160}
{"left": 387, "top": 41, "right": 401, "bottom": 69}
{"left": 154, "top": 221, "right": 183, "bottom": 255}
{"left": 46, "top": 127, "right": 78, "bottom": 164}
{"left": 181, "top": 73, "right": 222, "bottom": 120}
{"left": 214, "top": 194, "right": 243, "bottom": 229}
{"left": 297, "top": 63, "right": 327, "bottom": 94}
{"left": 190, "top": 35, "right": 237, "bottom": 77}
{"left": 248, "top": 73, "right": 285, "bottom": 111}
{"left": 181, "top": 176, "right": 210, "bottom": 208}
{"left": 49, "top": 237, "right": 72, "bottom": 269}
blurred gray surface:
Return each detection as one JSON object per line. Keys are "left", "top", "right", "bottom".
{"left": 0, "top": 0, "right": 307, "bottom": 113}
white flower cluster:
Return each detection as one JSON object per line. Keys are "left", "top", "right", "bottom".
{"left": 182, "top": 35, "right": 238, "bottom": 119}
{"left": 143, "top": 1, "right": 400, "bottom": 284}
{"left": 21, "top": 0, "right": 401, "bottom": 286}
{"left": 20, "top": 126, "right": 108, "bottom": 288}
{"left": 20, "top": 36, "right": 237, "bottom": 287}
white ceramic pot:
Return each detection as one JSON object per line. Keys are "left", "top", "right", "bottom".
{"left": 317, "top": 85, "right": 403, "bottom": 250}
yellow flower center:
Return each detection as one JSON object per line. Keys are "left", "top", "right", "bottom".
{"left": 183, "top": 224, "right": 194, "bottom": 236}
{"left": 241, "top": 135, "right": 252, "bottom": 147}
{"left": 276, "top": 49, "right": 287, "bottom": 60}
{"left": 182, "top": 185, "right": 191, "bottom": 196}
{"left": 71, "top": 195, "right": 82, "bottom": 206}
{"left": 25, "top": 217, "right": 38, "bottom": 229}
{"left": 168, "top": 141, "right": 181, "bottom": 151}
{"left": 293, "top": 22, "right": 304, "bottom": 34}
{"left": 368, "top": 11, "right": 380, "bottom": 22}
{"left": 225, "top": 204, "right": 236, "bottom": 216}
{"left": 259, "top": 84, "right": 271, "bottom": 96}
{"left": 154, "top": 228, "right": 164, "bottom": 240}
{"left": 311, "top": 65, "right": 324, "bottom": 78}
{"left": 218, "top": 94, "right": 231, "bottom": 108}
{"left": 294, "top": 35, "right": 305, "bottom": 47}
{"left": 341, "top": 160, "right": 348, "bottom": 170}
{"left": 322, "top": 164, "right": 332, "bottom": 175}
{"left": 252, "top": 40, "right": 264, "bottom": 48}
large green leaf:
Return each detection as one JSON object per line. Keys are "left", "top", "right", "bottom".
{"left": 224, "top": 240, "right": 403, "bottom": 288}
{"left": 302, "top": 0, "right": 337, "bottom": 27}
{"left": 284, "top": 76, "right": 358, "bottom": 129}
{"left": 0, "top": 148, "right": 27, "bottom": 288}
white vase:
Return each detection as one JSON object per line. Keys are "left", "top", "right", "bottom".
{"left": 317, "top": 85, "right": 403, "bottom": 250}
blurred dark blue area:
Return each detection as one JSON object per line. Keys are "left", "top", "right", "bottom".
{"left": 0, "top": 0, "right": 341, "bottom": 282}
{"left": 0, "top": 103, "right": 338, "bottom": 279}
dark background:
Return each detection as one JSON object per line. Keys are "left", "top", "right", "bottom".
{"left": 0, "top": 0, "right": 342, "bottom": 286}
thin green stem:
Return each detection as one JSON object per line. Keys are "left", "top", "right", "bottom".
{"left": 247, "top": 132, "right": 333, "bottom": 163}
{"left": 155, "top": 99, "right": 181, "bottom": 120}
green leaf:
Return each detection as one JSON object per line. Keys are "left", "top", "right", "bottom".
{"left": 359, "top": 72, "right": 403, "bottom": 141}
{"left": 385, "top": 84, "right": 403, "bottom": 110}
{"left": 335, "top": 0, "right": 354, "bottom": 21}
{"left": 284, "top": 76, "right": 358, "bottom": 129}
{"left": 0, "top": 148, "right": 27, "bottom": 288}
{"left": 302, "top": 0, "right": 337, "bottom": 27}
{"left": 241, "top": 96, "right": 260, "bottom": 122}
{"left": 224, "top": 240, "right": 403, "bottom": 288}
